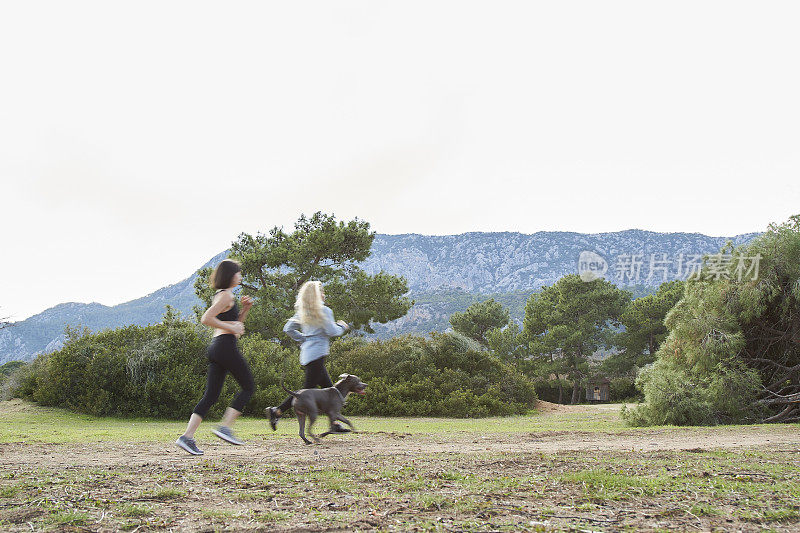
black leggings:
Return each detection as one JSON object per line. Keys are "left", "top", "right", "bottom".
{"left": 193, "top": 334, "right": 255, "bottom": 418}
{"left": 277, "top": 356, "right": 332, "bottom": 413}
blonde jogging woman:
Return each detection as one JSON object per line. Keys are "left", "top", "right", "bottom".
{"left": 266, "top": 280, "right": 350, "bottom": 432}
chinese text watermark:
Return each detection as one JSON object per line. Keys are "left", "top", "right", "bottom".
{"left": 578, "top": 251, "right": 762, "bottom": 283}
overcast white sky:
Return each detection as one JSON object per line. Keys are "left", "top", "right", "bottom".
{"left": 1, "top": 1, "right": 798, "bottom": 321}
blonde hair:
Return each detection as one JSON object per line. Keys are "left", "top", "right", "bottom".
{"left": 295, "top": 280, "right": 325, "bottom": 326}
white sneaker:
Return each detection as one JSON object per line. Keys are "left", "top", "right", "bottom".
{"left": 212, "top": 425, "right": 244, "bottom": 445}
{"left": 175, "top": 435, "right": 204, "bottom": 455}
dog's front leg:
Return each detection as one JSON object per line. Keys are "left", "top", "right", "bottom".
{"left": 319, "top": 414, "right": 338, "bottom": 438}
{"left": 335, "top": 414, "right": 356, "bottom": 432}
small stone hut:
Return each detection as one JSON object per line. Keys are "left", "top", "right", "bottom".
{"left": 586, "top": 376, "right": 610, "bottom": 402}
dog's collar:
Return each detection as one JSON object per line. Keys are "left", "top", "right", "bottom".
{"left": 333, "top": 386, "right": 346, "bottom": 402}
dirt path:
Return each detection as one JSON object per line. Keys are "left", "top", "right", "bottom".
{"left": 2, "top": 403, "right": 799, "bottom": 532}
{"left": 2, "top": 424, "right": 798, "bottom": 469}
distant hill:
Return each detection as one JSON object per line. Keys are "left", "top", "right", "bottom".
{"left": 0, "top": 230, "right": 761, "bottom": 364}
{"left": 0, "top": 250, "right": 227, "bottom": 364}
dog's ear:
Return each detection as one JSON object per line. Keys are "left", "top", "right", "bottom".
{"left": 338, "top": 373, "right": 350, "bottom": 379}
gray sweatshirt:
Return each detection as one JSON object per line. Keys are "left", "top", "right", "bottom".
{"left": 283, "top": 305, "right": 346, "bottom": 365}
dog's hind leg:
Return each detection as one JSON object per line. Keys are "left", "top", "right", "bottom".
{"left": 307, "top": 412, "right": 321, "bottom": 443}
{"left": 296, "top": 411, "right": 312, "bottom": 445}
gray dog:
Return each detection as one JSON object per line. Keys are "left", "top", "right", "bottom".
{"left": 281, "top": 373, "right": 367, "bottom": 445}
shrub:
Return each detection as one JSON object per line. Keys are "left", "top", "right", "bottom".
{"left": 608, "top": 377, "right": 640, "bottom": 402}
{"left": 326, "top": 332, "right": 537, "bottom": 417}
{"left": 625, "top": 214, "right": 800, "bottom": 425}
{"left": 12, "top": 320, "right": 213, "bottom": 417}
{"left": 12, "top": 322, "right": 536, "bottom": 418}
{"left": 0, "top": 361, "right": 27, "bottom": 400}
{"left": 622, "top": 358, "right": 765, "bottom": 426}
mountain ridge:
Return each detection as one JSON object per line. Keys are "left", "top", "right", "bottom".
{"left": 0, "top": 230, "right": 761, "bottom": 364}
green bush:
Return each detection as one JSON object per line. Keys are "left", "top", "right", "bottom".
{"left": 608, "top": 377, "right": 640, "bottom": 402}
{"left": 326, "top": 332, "right": 537, "bottom": 417}
{"left": 0, "top": 361, "right": 27, "bottom": 400}
{"left": 12, "top": 321, "right": 536, "bottom": 418}
{"left": 623, "top": 215, "right": 800, "bottom": 425}
{"left": 13, "top": 320, "right": 215, "bottom": 418}
{"left": 11, "top": 319, "right": 307, "bottom": 419}
{"left": 239, "top": 335, "right": 303, "bottom": 415}
{"left": 622, "top": 358, "right": 765, "bottom": 426}
{"left": 0, "top": 360, "right": 25, "bottom": 378}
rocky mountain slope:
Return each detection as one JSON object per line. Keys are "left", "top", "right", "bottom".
{"left": 0, "top": 230, "right": 760, "bottom": 363}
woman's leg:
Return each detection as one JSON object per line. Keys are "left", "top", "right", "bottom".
{"left": 274, "top": 360, "right": 318, "bottom": 416}
{"left": 304, "top": 357, "right": 332, "bottom": 388}
{"left": 220, "top": 345, "right": 255, "bottom": 428}
{"left": 304, "top": 357, "right": 347, "bottom": 431}
{"left": 177, "top": 359, "right": 225, "bottom": 457}
{"left": 183, "top": 413, "right": 203, "bottom": 439}
{"left": 275, "top": 394, "right": 293, "bottom": 415}
{"left": 268, "top": 358, "right": 337, "bottom": 431}
{"left": 187, "top": 360, "right": 227, "bottom": 436}
{"left": 176, "top": 340, "right": 229, "bottom": 454}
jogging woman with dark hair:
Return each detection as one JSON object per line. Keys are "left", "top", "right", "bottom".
{"left": 176, "top": 259, "right": 255, "bottom": 455}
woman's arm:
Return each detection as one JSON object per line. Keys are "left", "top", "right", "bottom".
{"left": 201, "top": 292, "right": 244, "bottom": 335}
{"left": 238, "top": 295, "right": 254, "bottom": 322}
{"left": 283, "top": 316, "right": 306, "bottom": 343}
{"left": 322, "top": 307, "right": 348, "bottom": 337}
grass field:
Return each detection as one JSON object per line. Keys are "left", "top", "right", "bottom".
{"left": 1, "top": 399, "right": 799, "bottom": 532}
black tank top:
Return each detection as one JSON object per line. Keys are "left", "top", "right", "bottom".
{"left": 214, "top": 290, "right": 239, "bottom": 322}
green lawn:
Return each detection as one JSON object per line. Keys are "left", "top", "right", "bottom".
{"left": 1, "top": 400, "right": 799, "bottom": 531}
{"left": 0, "top": 399, "right": 634, "bottom": 443}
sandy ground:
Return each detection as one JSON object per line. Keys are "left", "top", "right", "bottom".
{"left": 1, "top": 416, "right": 798, "bottom": 469}
{"left": 2, "top": 402, "right": 799, "bottom": 532}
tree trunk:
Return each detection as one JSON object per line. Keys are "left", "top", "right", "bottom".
{"left": 764, "top": 404, "right": 797, "bottom": 423}
{"left": 571, "top": 379, "right": 581, "bottom": 404}
{"left": 571, "top": 345, "right": 583, "bottom": 404}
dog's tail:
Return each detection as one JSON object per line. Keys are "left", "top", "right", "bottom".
{"left": 281, "top": 379, "right": 300, "bottom": 398}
